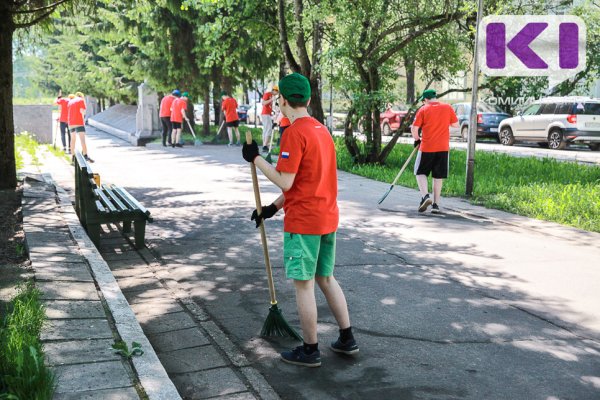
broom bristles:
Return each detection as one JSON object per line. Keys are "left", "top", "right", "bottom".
{"left": 261, "top": 304, "right": 303, "bottom": 341}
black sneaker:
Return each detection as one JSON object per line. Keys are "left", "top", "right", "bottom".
{"left": 280, "top": 346, "right": 321, "bottom": 367}
{"left": 330, "top": 338, "right": 359, "bottom": 355}
{"left": 418, "top": 194, "right": 432, "bottom": 212}
{"left": 431, "top": 203, "right": 440, "bottom": 214}
{"left": 84, "top": 154, "right": 94, "bottom": 163}
{"left": 262, "top": 145, "right": 269, "bottom": 152}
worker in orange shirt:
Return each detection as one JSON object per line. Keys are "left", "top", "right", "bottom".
{"left": 160, "top": 89, "right": 180, "bottom": 147}
{"left": 221, "top": 91, "right": 241, "bottom": 146}
{"left": 171, "top": 91, "right": 190, "bottom": 148}
{"left": 54, "top": 90, "right": 71, "bottom": 153}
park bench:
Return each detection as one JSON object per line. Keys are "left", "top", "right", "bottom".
{"left": 74, "top": 152, "right": 153, "bottom": 249}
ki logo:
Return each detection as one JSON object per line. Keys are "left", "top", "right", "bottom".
{"left": 479, "top": 16, "right": 586, "bottom": 87}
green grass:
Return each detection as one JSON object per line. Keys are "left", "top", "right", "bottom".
{"left": 43, "top": 145, "right": 70, "bottom": 163}
{"left": 335, "top": 140, "right": 600, "bottom": 232}
{"left": 14, "top": 133, "right": 41, "bottom": 167}
{"left": 12, "top": 97, "right": 57, "bottom": 106}
{"left": 0, "top": 282, "right": 55, "bottom": 399}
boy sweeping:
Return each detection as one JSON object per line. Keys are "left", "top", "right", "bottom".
{"left": 242, "top": 73, "right": 358, "bottom": 367}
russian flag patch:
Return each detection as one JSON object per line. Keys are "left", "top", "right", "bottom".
{"left": 281, "top": 152, "right": 290, "bottom": 159}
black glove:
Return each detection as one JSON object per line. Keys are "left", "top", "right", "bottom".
{"left": 251, "top": 203, "right": 278, "bottom": 228}
{"left": 414, "top": 139, "right": 421, "bottom": 148}
{"left": 242, "top": 140, "right": 260, "bottom": 163}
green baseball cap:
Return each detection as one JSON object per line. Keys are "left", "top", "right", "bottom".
{"left": 418, "top": 89, "right": 437, "bottom": 101}
{"left": 220, "top": 90, "right": 227, "bottom": 97}
{"left": 278, "top": 73, "right": 311, "bottom": 103}
{"left": 182, "top": 91, "right": 189, "bottom": 98}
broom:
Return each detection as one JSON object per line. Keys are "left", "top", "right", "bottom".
{"left": 186, "top": 119, "right": 203, "bottom": 146}
{"left": 378, "top": 144, "right": 419, "bottom": 204}
{"left": 245, "top": 131, "right": 302, "bottom": 341}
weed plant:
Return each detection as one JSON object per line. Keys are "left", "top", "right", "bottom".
{"left": 335, "top": 140, "right": 600, "bottom": 232}
{"left": 0, "top": 282, "right": 54, "bottom": 399}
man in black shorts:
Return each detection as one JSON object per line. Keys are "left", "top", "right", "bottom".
{"left": 411, "top": 89, "right": 458, "bottom": 213}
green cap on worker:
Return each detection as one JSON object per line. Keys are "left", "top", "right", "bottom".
{"left": 182, "top": 91, "right": 189, "bottom": 98}
{"left": 418, "top": 89, "right": 437, "bottom": 101}
{"left": 220, "top": 90, "right": 227, "bottom": 97}
{"left": 278, "top": 73, "right": 311, "bottom": 103}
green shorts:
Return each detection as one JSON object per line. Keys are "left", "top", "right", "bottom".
{"left": 283, "top": 232, "right": 336, "bottom": 281}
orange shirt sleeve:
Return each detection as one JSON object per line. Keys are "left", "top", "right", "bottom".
{"left": 276, "top": 128, "right": 303, "bottom": 174}
{"left": 413, "top": 108, "right": 424, "bottom": 128}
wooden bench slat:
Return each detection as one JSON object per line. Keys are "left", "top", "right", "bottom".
{"left": 95, "top": 200, "right": 108, "bottom": 213}
{"left": 109, "top": 184, "right": 139, "bottom": 212}
{"left": 112, "top": 186, "right": 152, "bottom": 220}
{"left": 94, "top": 188, "right": 118, "bottom": 213}
{"left": 102, "top": 185, "right": 129, "bottom": 212}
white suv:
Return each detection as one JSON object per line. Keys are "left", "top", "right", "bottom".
{"left": 498, "top": 97, "right": 600, "bottom": 150}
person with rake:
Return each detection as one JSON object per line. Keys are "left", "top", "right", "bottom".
{"left": 170, "top": 91, "right": 190, "bottom": 148}
{"left": 242, "top": 73, "right": 358, "bottom": 368}
{"left": 412, "top": 89, "right": 458, "bottom": 213}
{"left": 54, "top": 90, "right": 71, "bottom": 153}
{"left": 221, "top": 91, "right": 241, "bottom": 146}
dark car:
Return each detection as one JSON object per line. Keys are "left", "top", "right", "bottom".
{"left": 450, "top": 102, "right": 511, "bottom": 142}
{"left": 237, "top": 104, "right": 250, "bottom": 123}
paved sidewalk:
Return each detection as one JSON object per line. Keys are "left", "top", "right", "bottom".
{"left": 41, "top": 127, "right": 600, "bottom": 400}
{"left": 42, "top": 141, "right": 278, "bottom": 399}
{"left": 21, "top": 176, "right": 141, "bottom": 399}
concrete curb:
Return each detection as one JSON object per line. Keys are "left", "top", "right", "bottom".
{"left": 42, "top": 173, "right": 182, "bottom": 400}
{"left": 87, "top": 119, "right": 133, "bottom": 144}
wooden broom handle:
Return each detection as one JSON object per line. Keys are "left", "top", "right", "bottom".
{"left": 246, "top": 132, "right": 278, "bottom": 304}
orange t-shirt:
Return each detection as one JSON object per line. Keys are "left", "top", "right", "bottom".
{"left": 262, "top": 92, "right": 273, "bottom": 115}
{"left": 171, "top": 98, "right": 187, "bottom": 123}
{"left": 276, "top": 117, "right": 339, "bottom": 235}
{"left": 160, "top": 95, "right": 176, "bottom": 118}
{"left": 280, "top": 117, "right": 291, "bottom": 127}
{"left": 67, "top": 97, "right": 86, "bottom": 126}
{"left": 222, "top": 97, "right": 239, "bottom": 122}
{"left": 55, "top": 97, "right": 69, "bottom": 122}
{"left": 412, "top": 101, "right": 457, "bottom": 152}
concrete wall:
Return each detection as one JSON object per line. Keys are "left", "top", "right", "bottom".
{"left": 13, "top": 105, "right": 53, "bottom": 144}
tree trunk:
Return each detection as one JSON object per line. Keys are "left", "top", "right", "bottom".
{"left": 203, "top": 88, "right": 210, "bottom": 136}
{"left": 405, "top": 55, "right": 415, "bottom": 104}
{"left": 211, "top": 67, "right": 222, "bottom": 126}
{"left": 0, "top": 21, "right": 16, "bottom": 189}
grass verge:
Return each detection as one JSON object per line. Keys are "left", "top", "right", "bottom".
{"left": 0, "top": 282, "right": 55, "bottom": 399}
{"left": 14, "top": 133, "right": 41, "bottom": 167}
{"left": 335, "top": 140, "right": 600, "bottom": 233}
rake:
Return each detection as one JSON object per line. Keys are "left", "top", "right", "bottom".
{"left": 245, "top": 131, "right": 302, "bottom": 341}
{"left": 378, "top": 144, "right": 419, "bottom": 204}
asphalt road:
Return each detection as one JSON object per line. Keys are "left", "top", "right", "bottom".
{"left": 60, "top": 128, "right": 600, "bottom": 400}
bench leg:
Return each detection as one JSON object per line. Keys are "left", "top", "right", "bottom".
{"left": 87, "top": 223, "right": 101, "bottom": 248}
{"left": 133, "top": 220, "right": 146, "bottom": 249}
{"left": 122, "top": 220, "right": 132, "bottom": 233}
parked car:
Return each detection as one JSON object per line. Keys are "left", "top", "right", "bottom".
{"left": 498, "top": 97, "right": 600, "bottom": 150}
{"left": 450, "top": 102, "right": 511, "bottom": 142}
{"left": 237, "top": 104, "right": 250, "bottom": 123}
{"left": 381, "top": 104, "right": 408, "bottom": 135}
{"left": 246, "top": 102, "right": 263, "bottom": 125}
{"left": 193, "top": 104, "right": 215, "bottom": 124}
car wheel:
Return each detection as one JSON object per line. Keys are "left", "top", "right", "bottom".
{"left": 382, "top": 123, "right": 391, "bottom": 136}
{"left": 548, "top": 129, "right": 567, "bottom": 150}
{"left": 499, "top": 126, "right": 515, "bottom": 146}
{"left": 588, "top": 143, "right": 600, "bottom": 151}
{"left": 461, "top": 125, "right": 469, "bottom": 142}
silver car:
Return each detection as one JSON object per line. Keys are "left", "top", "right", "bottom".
{"left": 498, "top": 97, "right": 600, "bottom": 150}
